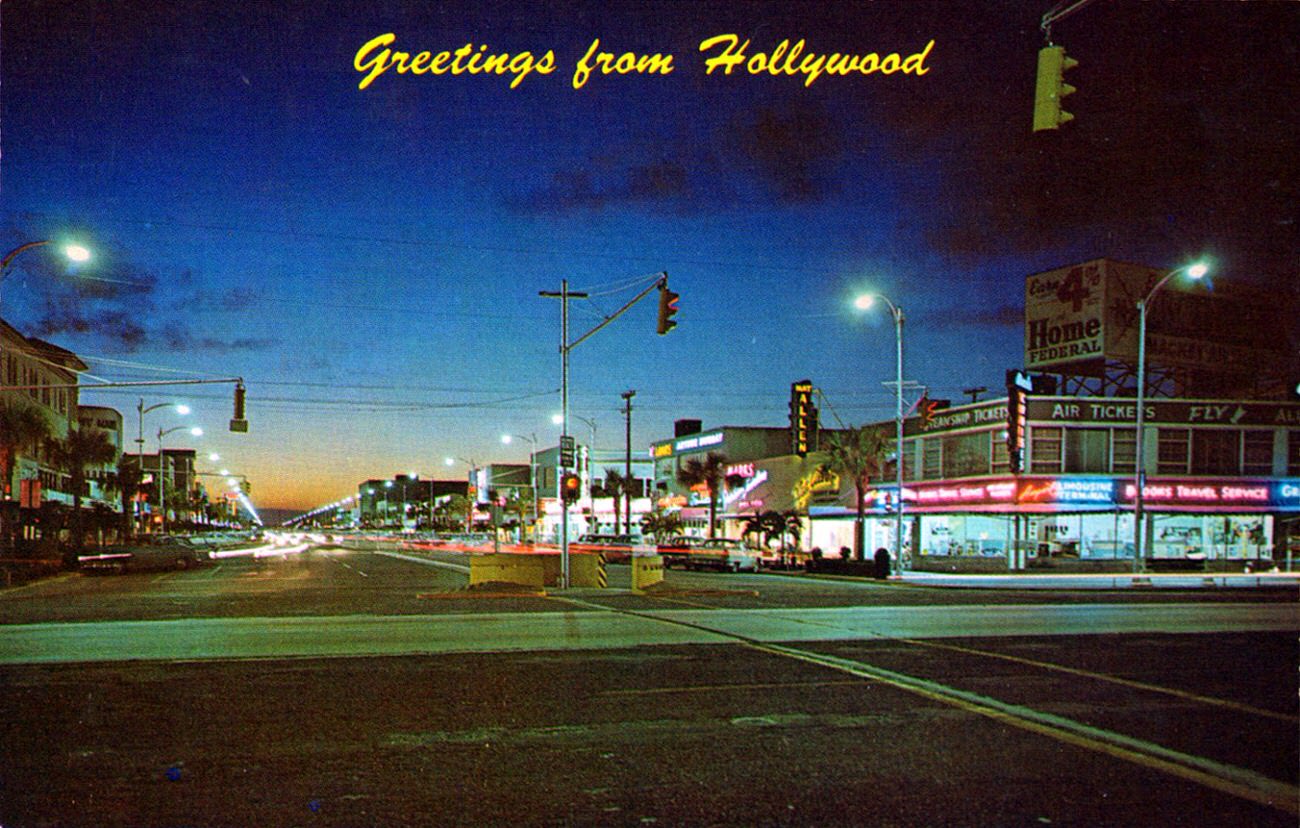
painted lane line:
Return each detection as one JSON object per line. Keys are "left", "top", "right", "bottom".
{"left": 372, "top": 550, "right": 471, "bottom": 574}
{"left": 896, "top": 636, "right": 1298, "bottom": 724}
{"left": 758, "top": 641, "right": 1299, "bottom": 817}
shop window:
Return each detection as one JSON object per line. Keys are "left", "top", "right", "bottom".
{"left": 1111, "top": 428, "right": 1136, "bottom": 474}
{"left": 1029, "top": 426, "right": 1062, "bottom": 474}
{"left": 1156, "top": 428, "right": 1190, "bottom": 475}
{"left": 1191, "top": 430, "right": 1239, "bottom": 475}
{"left": 1241, "top": 430, "right": 1273, "bottom": 476}
{"left": 991, "top": 436, "right": 1010, "bottom": 474}
{"left": 1064, "top": 428, "right": 1109, "bottom": 473}
{"left": 901, "top": 439, "right": 919, "bottom": 481}
{"left": 942, "top": 431, "right": 990, "bottom": 478}
{"left": 922, "top": 438, "right": 942, "bottom": 480}
{"left": 1288, "top": 431, "right": 1300, "bottom": 476}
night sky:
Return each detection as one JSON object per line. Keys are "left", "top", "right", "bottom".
{"left": 2, "top": 1, "right": 1296, "bottom": 513}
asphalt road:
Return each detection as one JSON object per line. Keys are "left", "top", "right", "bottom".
{"left": 1, "top": 545, "right": 1296, "bottom": 827}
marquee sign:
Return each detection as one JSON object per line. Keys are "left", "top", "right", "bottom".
{"left": 819, "top": 476, "right": 1300, "bottom": 514}
{"left": 789, "top": 380, "right": 817, "bottom": 456}
{"left": 1026, "top": 398, "right": 1300, "bottom": 427}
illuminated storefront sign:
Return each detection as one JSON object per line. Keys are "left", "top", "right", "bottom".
{"left": 724, "top": 470, "right": 768, "bottom": 508}
{"left": 788, "top": 380, "right": 818, "bottom": 456}
{"left": 911, "top": 480, "right": 1017, "bottom": 505}
{"left": 1026, "top": 398, "right": 1300, "bottom": 427}
{"left": 726, "top": 463, "right": 756, "bottom": 478}
{"left": 851, "top": 477, "right": 1300, "bottom": 512}
{"left": 793, "top": 467, "right": 841, "bottom": 509}
{"left": 675, "top": 431, "right": 724, "bottom": 452}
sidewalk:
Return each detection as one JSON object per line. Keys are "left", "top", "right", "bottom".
{"left": 896, "top": 570, "right": 1300, "bottom": 590}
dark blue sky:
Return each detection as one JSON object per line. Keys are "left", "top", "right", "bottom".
{"left": 3, "top": 1, "right": 1296, "bottom": 510}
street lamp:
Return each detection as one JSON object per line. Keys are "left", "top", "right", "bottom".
{"left": 445, "top": 456, "right": 479, "bottom": 532}
{"left": 502, "top": 433, "right": 540, "bottom": 536}
{"left": 134, "top": 401, "right": 190, "bottom": 536}
{"left": 0, "top": 241, "right": 92, "bottom": 305}
{"left": 157, "top": 425, "right": 203, "bottom": 535}
{"left": 854, "top": 292, "right": 906, "bottom": 577}
{"left": 1132, "top": 261, "right": 1209, "bottom": 574}
{"left": 553, "top": 412, "right": 598, "bottom": 451}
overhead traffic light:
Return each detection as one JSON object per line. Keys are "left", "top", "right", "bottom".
{"left": 1032, "top": 45, "right": 1078, "bottom": 132}
{"left": 656, "top": 282, "right": 679, "bottom": 335}
{"left": 560, "top": 472, "right": 581, "bottom": 504}
{"left": 230, "top": 382, "right": 249, "bottom": 433}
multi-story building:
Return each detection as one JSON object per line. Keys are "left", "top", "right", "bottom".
{"left": 642, "top": 259, "right": 1299, "bottom": 569}
{"left": 357, "top": 475, "right": 466, "bottom": 527}
{"left": 1, "top": 319, "right": 87, "bottom": 526}
{"left": 77, "top": 405, "right": 124, "bottom": 508}
{"left": 802, "top": 259, "right": 1300, "bottom": 569}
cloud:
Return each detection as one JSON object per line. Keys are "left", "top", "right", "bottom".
{"left": 513, "top": 97, "right": 846, "bottom": 214}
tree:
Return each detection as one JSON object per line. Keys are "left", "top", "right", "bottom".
{"left": 742, "top": 510, "right": 785, "bottom": 550}
{"left": 48, "top": 427, "right": 118, "bottom": 555}
{"left": 818, "top": 425, "right": 891, "bottom": 561}
{"left": 639, "top": 507, "right": 683, "bottom": 541}
{"left": 601, "top": 468, "right": 633, "bottom": 535}
{"left": 0, "top": 401, "right": 53, "bottom": 554}
{"left": 781, "top": 510, "right": 805, "bottom": 566}
{"left": 436, "top": 494, "right": 471, "bottom": 532}
{"left": 676, "top": 451, "right": 729, "bottom": 538}
{"left": 104, "top": 455, "right": 144, "bottom": 540}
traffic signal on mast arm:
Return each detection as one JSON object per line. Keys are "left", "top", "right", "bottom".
{"left": 230, "top": 382, "right": 249, "bottom": 433}
{"left": 560, "top": 472, "right": 581, "bottom": 504}
{"left": 656, "top": 281, "right": 679, "bottom": 335}
{"left": 1032, "top": 45, "right": 1078, "bottom": 132}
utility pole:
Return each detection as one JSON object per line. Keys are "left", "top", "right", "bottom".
{"left": 621, "top": 389, "right": 636, "bottom": 535}
{"left": 540, "top": 280, "right": 588, "bottom": 589}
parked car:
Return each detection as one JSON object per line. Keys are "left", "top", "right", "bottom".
{"left": 656, "top": 535, "right": 704, "bottom": 568}
{"left": 666, "top": 537, "right": 759, "bottom": 572}
{"left": 573, "top": 533, "right": 640, "bottom": 563}
{"left": 77, "top": 536, "right": 209, "bottom": 574}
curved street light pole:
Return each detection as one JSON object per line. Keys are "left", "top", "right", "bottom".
{"left": 445, "top": 456, "right": 479, "bottom": 532}
{"left": 157, "top": 425, "right": 202, "bottom": 535}
{"left": 1, "top": 241, "right": 91, "bottom": 306}
{"left": 502, "top": 434, "right": 539, "bottom": 535}
{"left": 1132, "top": 262, "right": 1208, "bottom": 574}
{"left": 856, "top": 293, "right": 906, "bottom": 576}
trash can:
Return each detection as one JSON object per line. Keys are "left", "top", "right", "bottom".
{"left": 873, "top": 547, "right": 890, "bottom": 579}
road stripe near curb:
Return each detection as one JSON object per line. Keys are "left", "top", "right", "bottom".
{"left": 373, "top": 550, "right": 471, "bottom": 574}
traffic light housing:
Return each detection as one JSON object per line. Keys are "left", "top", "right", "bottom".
{"left": 230, "top": 382, "right": 249, "bottom": 433}
{"left": 1032, "top": 45, "right": 1078, "bottom": 132}
{"left": 656, "top": 283, "right": 679, "bottom": 335}
{"left": 560, "top": 472, "right": 581, "bottom": 504}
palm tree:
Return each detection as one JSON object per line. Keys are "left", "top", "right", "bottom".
{"left": 103, "top": 455, "right": 145, "bottom": 540}
{"left": 602, "top": 468, "right": 638, "bottom": 535}
{"left": 676, "top": 451, "right": 729, "bottom": 537}
{"left": 0, "top": 401, "right": 53, "bottom": 554}
{"left": 781, "top": 510, "right": 805, "bottom": 566}
{"left": 639, "top": 507, "right": 683, "bottom": 541}
{"left": 742, "top": 510, "right": 785, "bottom": 551}
{"left": 48, "top": 427, "right": 118, "bottom": 554}
{"left": 818, "top": 425, "right": 891, "bottom": 561}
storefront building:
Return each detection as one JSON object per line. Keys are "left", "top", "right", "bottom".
{"left": 803, "top": 395, "right": 1300, "bottom": 569}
